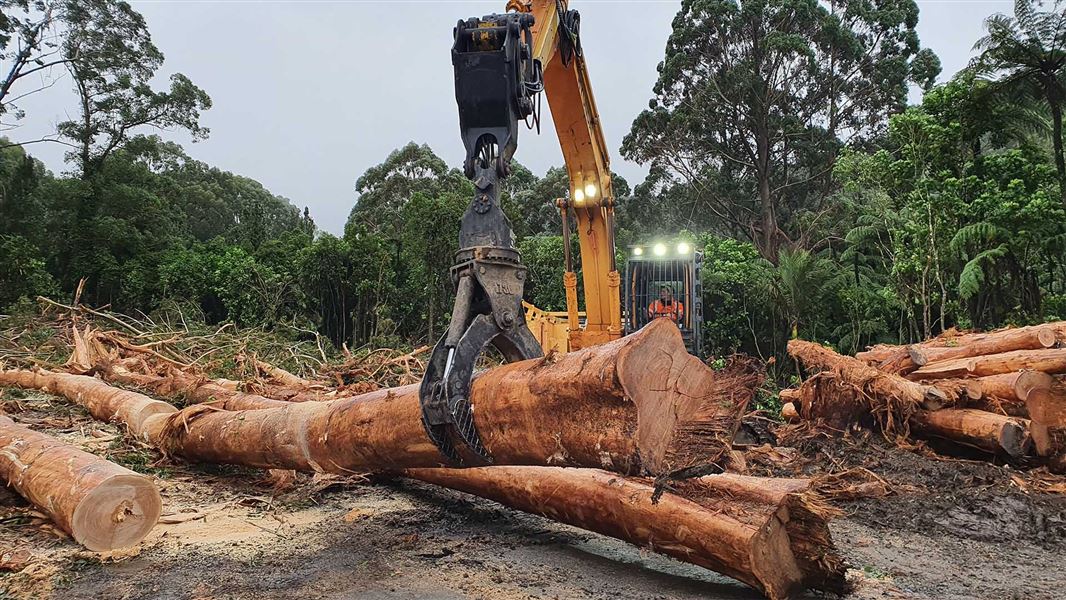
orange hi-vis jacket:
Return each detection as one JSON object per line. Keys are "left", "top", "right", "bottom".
{"left": 648, "top": 299, "right": 684, "bottom": 323}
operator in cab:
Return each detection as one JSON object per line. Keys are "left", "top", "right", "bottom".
{"left": 648, "top": 286, "right": 684, "bottom": 324}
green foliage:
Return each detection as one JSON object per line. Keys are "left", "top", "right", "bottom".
{"left": 2, "top": 0, "right": 1066, "bottom": 391}
{"left": 0, "top": 234, "right": 57, "bottom": 306}
{"left": 699, "top": 235, "right": 776, "bottom": 356}
{"left": 972, "top": 0, "right": 1066, "bottom": 202}
{"left": 346, "top": 142, "right": 471, "bottom": 238}
{"left": 519, "top": 235, "right": 570, "bottom": 312}
{"left": 58, "top": 0, "right": 211, "bottom": 178}
{"left": 622, "top": 0, "right": 939, "bottom": 261}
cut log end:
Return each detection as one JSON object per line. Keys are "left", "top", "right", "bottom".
{"left": 907, "top": 345, "right": 928, "bottom": 367}
{"left": 1038, "top": 328, "right": 1058, "bottom": 348}
{"left": 997, "top": 420, "right": 1032, "bottom": 458}
{"left": 620, "top": 320, "right": 763, "bottom": 476}
{"left": 72, "top": 473, "right": 162, "bottom": 551}
{"left": 781, "top": 402, "right": 799, "bottom": 422}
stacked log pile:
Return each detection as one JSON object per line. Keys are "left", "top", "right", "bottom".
{"left": 783, "top": 322, "right": 1066, "bottom": 469}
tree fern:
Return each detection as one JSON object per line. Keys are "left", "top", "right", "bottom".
{"left": 950, "top": 222, "right": 1009, "bottom": 256}
{"left": 958, "top": 245, "right": 1009, "bottom": 299}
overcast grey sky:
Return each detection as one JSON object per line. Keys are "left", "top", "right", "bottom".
{"left": 9, "top": 0, "right": 1013, "bottom": 235}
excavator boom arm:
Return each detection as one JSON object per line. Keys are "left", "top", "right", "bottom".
{"left": 511, "top": 0, "right": 622, "bottom": 349}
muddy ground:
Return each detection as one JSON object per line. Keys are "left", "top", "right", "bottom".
{"left": 2, "top": 392, "right": 1065, "bottom": 600}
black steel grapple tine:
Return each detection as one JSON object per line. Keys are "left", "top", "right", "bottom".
{"left": 418, "top": 9, "right": 545, "bottom": 466}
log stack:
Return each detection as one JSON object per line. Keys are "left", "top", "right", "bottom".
{"left": 784, "top": 322, "right": 1066, "bottom": 468}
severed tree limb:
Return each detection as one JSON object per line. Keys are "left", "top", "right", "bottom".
{"left": 101, "top": 362, "right": 292, "bottom": 411}
{"left": 405, "top": 467, "right": 847, "bottom": 600}
{"left": 0, "top": 415, "right": 161, "bottom": 551}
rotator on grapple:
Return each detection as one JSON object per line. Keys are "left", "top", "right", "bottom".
{"left": 418, "top": 12, "right": 546, "bottom": 465}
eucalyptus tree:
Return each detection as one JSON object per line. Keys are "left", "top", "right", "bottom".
{"left": 623, "top": 0, "right": 939, "bottom": 262}
{"left": 0, "top": 1, "right": 62, "bottom": 122}
{"left": 57, "top": 0, "right": 211, "bottom": 180}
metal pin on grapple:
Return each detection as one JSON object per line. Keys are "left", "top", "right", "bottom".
{"left": 418, "top": 12, "right": 544, "bottom": 465}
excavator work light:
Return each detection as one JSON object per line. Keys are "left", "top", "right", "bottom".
{"left": 573, "top": 188, "right": 585, "bottom": 203}
{"left": 677, "top": 242, "right": 691, "bottom": 254}
{"left": 632, "top": 246, "right": 643, "bottom": 256}
{"left": 653, "top": 243, "right": 667, "bottom": 256}
{"left": 584, "top": 183, "right": 597, "bottom": 199}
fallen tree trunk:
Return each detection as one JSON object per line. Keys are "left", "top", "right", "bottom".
{"left": 406, "top": 467, "right": 846, "bottom": 600}
{"left": 1025, "top": 380, "right": 1066, "bottom": 470}
{"left": 908, "top": 408, "right": 1031, "bottom": 457}
{"left": 858, "top": 324, "right": 1065, "bottom": 376}
{"left": 788, "top": 340, "right": 955, "bottom": 427}
{"left": 4, "top": 320, "right": 761, "bottom": 478}
{"left": 950, "top": 371, "right": 1053, "bottom": 416}
{"left": 909, "top": 348, "right": 1066, "bottom": 380}
{"left": 245, "top": 354, "right": 313, "bottom": 388}
{"left": 0, "top": 370, "right": 177, "bottom": 437}
{"left": 858, "top": 324, "right": 1061, "bottom": 374}
{"left": 100, "top": 363, "right": 293, "bottom": 411}
{"left": 0, "top": 415, "right": 161, "bottom": 551}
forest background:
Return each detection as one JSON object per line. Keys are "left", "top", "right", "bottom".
{"left": 2, "top": 0, "right": 1065, "bottom": 392}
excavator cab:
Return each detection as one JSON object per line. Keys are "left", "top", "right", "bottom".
{"left": 623, "top": 243, "right": 703, "bottom": 356}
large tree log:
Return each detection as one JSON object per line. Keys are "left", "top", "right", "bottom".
{"left": 0, "top": 370, "right": 177, "bottom": 437}
{"left": 1025, "top": 380, "right": 1066, "bottom": 470}
{"left": 787, "top": 340, "right": 955, "bottom": 427}
{"left": 10, "top": 335, "right": 845, "bottom": 598}
{"left": 406, "top": 467, "right": 846, "bottom": 600}
{"left": 4, "top": 320, "right": 761, "bottom": 478}
{"left": 0, "top": 415, "right": 161, "bottom": 551}
{"left": 857, "top": 323, "right": 1063, "bottom": 374}
{"left": 908, "top": 409, "right": 1031, "bottom": 457}
{"left": 947, "top": 371, "right": 1054, "bottom": 416}
{"left": 909, "top": 348, "right": 1066, "bottom": 380}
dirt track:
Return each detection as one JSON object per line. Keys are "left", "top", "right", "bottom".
{"left": 3, "top": 393, "right": 1066, "bottom": 599}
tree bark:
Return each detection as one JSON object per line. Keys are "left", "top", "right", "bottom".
{"left": 909, "top": 348, "right": 1066, "bottom": 380}
{"left": 0, "top": 415, "right": 161, "bottom": 551}
{"left": 788, "top": 340, "right": 954, "bottom": 414}
{"left": 1049, "top": 98, "right": 1066, "bottom": 206}
{"left": 1025, "top": 380, "right": 1066, "bottom": 465}
{"left": 857, "top": 323, "right": 1061, "bottom": 374}
{"left": 3, "top": 320, "right": 762, "bottom": 478}
{"left": 0, "top": 369, "right": 177, "bottom": 437}
{"left": 405, "top": 468, "right": 846, "bottom": 600}
{"left": 101, "top": 362, "right": 294, "bottom": 411}
{"left": 945, "top": 371, "right": 1054, "bottom": 416}
{"left": 908, "top": 408, "right": 1031, "bottom": 457}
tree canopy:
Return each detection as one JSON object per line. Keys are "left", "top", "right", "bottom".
{"left": 0, "top": 0, "right": 1064, "bottom": 384}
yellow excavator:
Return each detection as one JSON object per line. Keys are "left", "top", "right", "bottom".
{"left": 419, "top": 0, "right": 702, "bottom": 465}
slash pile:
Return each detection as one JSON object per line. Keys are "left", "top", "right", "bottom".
{"left": 782, "top": 322, "right": 1066, "bottom": 471}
